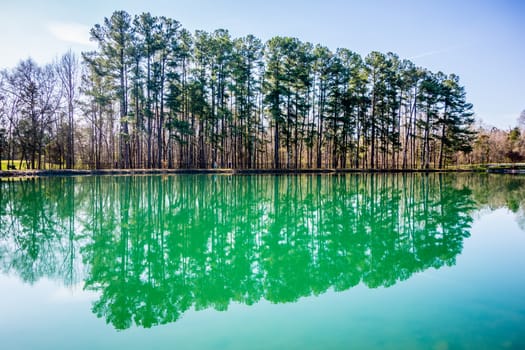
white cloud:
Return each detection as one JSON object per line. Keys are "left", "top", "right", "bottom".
{"left": 409, "top": 49, "right": 449, "bottom": 60}
{"left": 47, "top": 21, "right": 94, "bottom": 46}
{"left": 409, "top": 45, "right": 464, "bottom": 60}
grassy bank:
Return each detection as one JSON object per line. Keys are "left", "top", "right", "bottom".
{"left": 0, "top": 160, "right": 64, "bottom": 171}
{"left": 3, "top": 161, "right": 525, "bottom": 178}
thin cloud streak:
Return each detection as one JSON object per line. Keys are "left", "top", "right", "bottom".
{"left": 47, "top": 22, "right": 94, "bottom": 46}
{"left": 409, "top": 45, "right": 464, "bottom": 60}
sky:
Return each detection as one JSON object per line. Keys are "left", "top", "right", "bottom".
{"left": 0, "top": 0, "right": 523, "bottom": 129}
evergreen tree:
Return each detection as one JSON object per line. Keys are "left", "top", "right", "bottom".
{"left": 87, "top": 10, "right": 134, "bottom": 168}
{"left": 437, "top": 74, "right": 475, "bottom": 168}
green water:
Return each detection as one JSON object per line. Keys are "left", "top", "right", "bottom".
{"left": 1, "top": 173, "right": 524, "bottom": 349}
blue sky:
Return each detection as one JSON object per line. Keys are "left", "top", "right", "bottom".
{"left": 0, "top": 0, "right": 523, "bottom": 128}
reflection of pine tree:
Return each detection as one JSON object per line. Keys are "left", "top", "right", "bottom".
{"left": 2, "top": 173, "right": 523, "bottom": 330}
{"left": 0, "top": 178, "right": 84, "bottom": 285}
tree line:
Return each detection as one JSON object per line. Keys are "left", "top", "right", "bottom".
{"left": 0, "top": 10, "right": 502, "bottom": 171}
{"left": 467, "top": 123, "right": 525, "bottom": 165}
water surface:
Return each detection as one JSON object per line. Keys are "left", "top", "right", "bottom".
{"left": 1, "top": 174, "right": 524, "bottom": 349}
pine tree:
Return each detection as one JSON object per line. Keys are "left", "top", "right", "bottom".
{"left": 87, "top": 10, "right": 134, "bottom": 168}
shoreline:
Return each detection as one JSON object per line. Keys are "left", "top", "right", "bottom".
{"left": 0, "top": 168, "right": 483, "bottom": 178}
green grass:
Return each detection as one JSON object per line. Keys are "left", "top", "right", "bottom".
{"left": 447, "top": 164, "right": 489, "bottom": 171}
{"left": 1, "top": 160, "right": 25, "bottom": 170}
{"left": 1, "top": 160, "right": 63, "bottom": 170}
{"left": 447, "top": 163, "right": 525, "bottom": 171}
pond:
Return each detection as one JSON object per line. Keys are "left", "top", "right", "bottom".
{"left": 1, "top": 173, "right": 524, "bottom": 349}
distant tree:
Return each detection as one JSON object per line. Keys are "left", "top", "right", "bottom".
{"left": 56, "top": 50, "right": 79, "bottom": 169}
{"left": 0, "top": 127, "right": 6, "bottom": 170}
{"left": 0, "top": 81, "right": 6, "bottom": 169}
{"left": 505, "top": 150, "right": 524, "bottom": 164}
{"left": 3, "top": 59, "right": 62, "bottom": 169}
{"left": 509, "top": 126, "right": 521, "bottom": 143}
{"left": 518, "top": 110, "right": 525, "bottom": 129}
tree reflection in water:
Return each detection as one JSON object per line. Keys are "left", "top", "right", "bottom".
{"left": 1, "top": 174, "right": 524, "bottom": 330}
